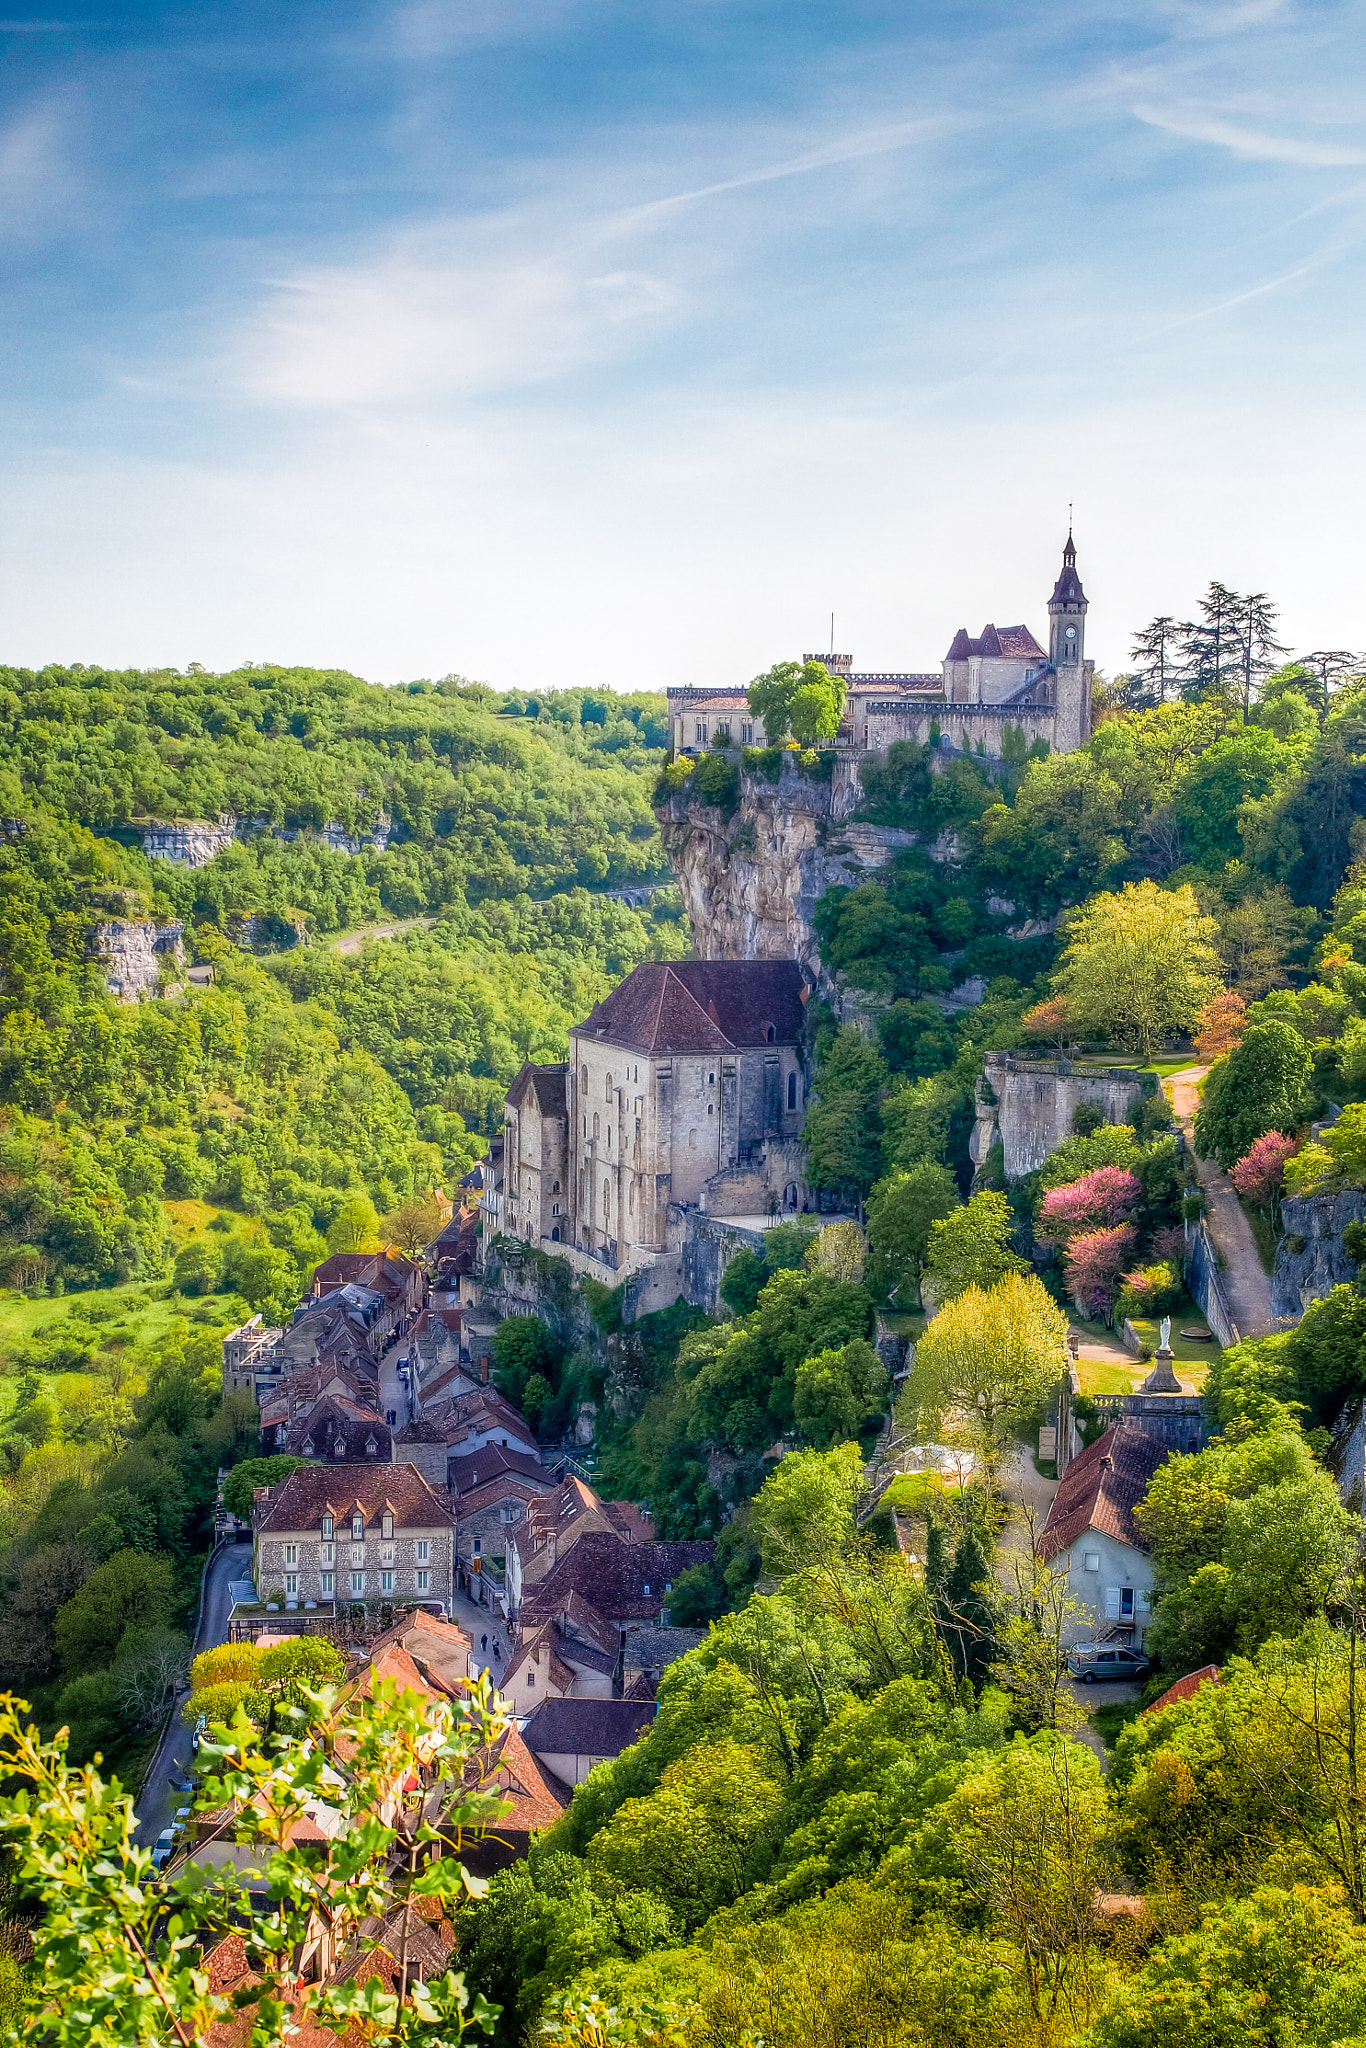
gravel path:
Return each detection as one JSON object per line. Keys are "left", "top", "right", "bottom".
{"left": 1167, "top": 1066, "right": 1276, "bottom": 1341}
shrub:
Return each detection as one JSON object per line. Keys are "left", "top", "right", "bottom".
{"left": 1115, "top": 1260, "right": 1184, "bottom": 1323}
{"left": 1064, "top": 1223, "right": 1138, "bottom": 1319}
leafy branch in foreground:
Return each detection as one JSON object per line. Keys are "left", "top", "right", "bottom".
{"left": 0, "top": 1669, "right": 513, "bottom": 2046}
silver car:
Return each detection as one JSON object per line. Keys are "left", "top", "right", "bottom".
{"left": 1067, "top": 1644, "right": 1151, "bottom": 1684}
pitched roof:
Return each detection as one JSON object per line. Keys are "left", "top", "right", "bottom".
{"left": 1038, "top": 1425, "right": 1167, "bottom": 1563}
{"left": 576, "top": 960, "right": 806, "bottom": 1056}
{"left": 1144, "top": 1665, "right": 1221, "bottom": 1717}
{"left": 521, "top": 1534, "right": 715, "bottom": 1624}
{"left": 450, "top": 1441, "right": 550, "bottom": 1495}
{"left": 621, "top": 1625, "right": 704, "bottom": 1673}
{"left": 522, "top": 1696, "right": 654, "bottom": 1759}
{"left": 281, "top": 1394, "right": 391, "bottom": 1462}
{"left": 478, "top": 1722, "right": 568, "bottom": 1834}
{"left": 506, "top": 1060, "right": 568, "bottom": 1118}
{"left": 501, "top": 1624, "right": 576, "bottom": 1698}
{"left": 1051, "top": 533, "right": 1087, "bottom": 608}
{"left": 944, "top": 623, "right": 1047, "bottom": 664}
{"left": 255, "top": 1462, "right": 454, "bottom": 1534}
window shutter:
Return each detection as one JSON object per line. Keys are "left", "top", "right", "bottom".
{"left": 1104, "top": 1587, "right": 1121, "bottom": 1619}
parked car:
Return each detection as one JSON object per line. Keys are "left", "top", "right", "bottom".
{"left": 190, "top": 1714, "right": 207, "bottom": 1754}
{"left": 151, "top": 1828, "right": 178, "bottom": 1872}
{"left": 1067, "top": 1644, "right": 1151, "bottom": 1684}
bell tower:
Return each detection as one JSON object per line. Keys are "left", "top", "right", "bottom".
{"left": 1048, "top": 529, "right": 1091, "bottom": 750}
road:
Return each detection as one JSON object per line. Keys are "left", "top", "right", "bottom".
{"left": 1167, "top": 1066, "right": 1276, "bottom": 1339}
{"left": 133, "top": 1533, "right": 247, "bottom": 1848}
{"left": 332, "top": 916, "right": 437, "bottom": 955}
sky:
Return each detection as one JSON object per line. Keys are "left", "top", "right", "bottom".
{"left": 1, "top": 0, "right": 1365, "bottom": 691}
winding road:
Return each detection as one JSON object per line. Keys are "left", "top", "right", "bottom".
{"left": 1166, "top": 1066, "right": 1276, "bottom": 1340}
{"left": 133, "top": 1534, "right": 246, "bottom": 1848}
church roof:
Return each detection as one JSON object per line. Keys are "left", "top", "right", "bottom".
{"left": 944, "top": 624, "right": 1047, "bottom": 663}
{"left": 577, "top": 960, "right": 806, "bottom": 1055}
{"left": 1050, "top": 531, "right": 1087, "bottom": 607}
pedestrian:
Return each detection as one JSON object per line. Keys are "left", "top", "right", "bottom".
{"left": 493, "top": 1639, "right": 502, "bottom": 1660}
{"left": 481, "top": 1633, "right": 488, "bottom": 1653}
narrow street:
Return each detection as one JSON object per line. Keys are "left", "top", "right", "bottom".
{"left": 133, "top": 1534, "right": 245, "bottom": 1847}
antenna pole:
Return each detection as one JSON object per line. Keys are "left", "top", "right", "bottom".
{"left": 830, "top": 612, "right": 834, "bottom": 659}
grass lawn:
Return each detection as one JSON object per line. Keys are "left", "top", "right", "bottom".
{"left": 1238, "top": 1197, "right": 1278, "bottom": 1276}
{"left": 0, "top": 1281, "right": 191, "bottom": 1360}
{"left": 1076, "top": 1356, "right": 1145, "bottom": 1395}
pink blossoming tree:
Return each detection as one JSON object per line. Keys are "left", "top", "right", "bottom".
{"left": 1038, "top": 1167, "right": 1142, "bottom": 1248}
{"left": 1064, "top": 1222, "right": 1138, "bottom": 1319}
{"left": 1231, "top": 1130, "right": 1300, "bottom": 1227}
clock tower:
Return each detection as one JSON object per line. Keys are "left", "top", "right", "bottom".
{"left": 1048, "top": 530, "right": 1091, "bottom": 750}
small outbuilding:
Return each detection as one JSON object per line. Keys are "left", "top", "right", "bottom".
{"left": 1038, "top": 1423, "right": 1167, "bottom": 1649}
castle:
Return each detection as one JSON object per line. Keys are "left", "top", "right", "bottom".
{"left": 668, "top": 532, "right": 1092, "bottom": 763}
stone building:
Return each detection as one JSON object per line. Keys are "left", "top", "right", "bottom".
{"left": 667, "top": 532, "right": 1093, "bottom": 765}
{"left": 502, "top": 1062, "right": 569, "bottom": 1245}
{"left": 252, "top": 1464, "right": 455, "bottom": 1617}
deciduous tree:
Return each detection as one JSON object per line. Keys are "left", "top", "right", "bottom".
{"left": 1051, "top": 880, "right": 1222, "bottom": 1058}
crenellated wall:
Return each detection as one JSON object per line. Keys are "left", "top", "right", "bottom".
{"left": 971, "top": 1051, "right": 1156, "bottom": 1181}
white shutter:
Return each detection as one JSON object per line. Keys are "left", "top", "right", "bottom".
{"left": 1104, "top": 1587, "right": 1121, "bottom": 1619}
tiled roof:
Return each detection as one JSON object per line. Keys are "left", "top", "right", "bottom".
{"left": 521, "top": 1534, "right": 714, "bottom": 1623}
{"left": 479, "top": 1723, "right": 568, "bottom": 1834}
{"left": 522, "top": 1697, "right": 654, "bottom": 1759}
{"left": 1038, "top": 1426, "right": 1167, "bottom": 1563}
{"left": 556, "top": 1587, "right": 622, "bottom": 1659}
{"left": 622, "top": 1625, "right": 703, "bottom": 1673}
{"left": 365, "top": 1608, "right": 473, "bottom": 1671}
{"left": 944, "top": 623, "right": 1047, "bottom": 664}
{"left": 1144, "top": 1665, "right": 1220, "bottom": 1717}
{"left": 282, "top": 1394, "right": 390, "bottom": 1462}
{"left": 501, "top": 1624, "right": 576, "bottom": 1698}
{"left": 848, "top": 673, "right": 943, "bottom": 694}
{"left": 577, "top": 960, "right": 806, "bottom": 1055}
{"left": 455, "top": 1475, "right": 548, "bottom": 1524}
{"left": 255, "top": 1462, "right": 454, "bottom": 1535}
{"left": 450, "top": 1441, "right": 549, "bottom": 1495}
{"left": 506, "top": 1060, "right": 568, "bottom": 1118}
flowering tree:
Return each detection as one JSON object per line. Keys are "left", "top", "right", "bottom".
{"left": 1194, "top": 989, "right": 1247, "bottom": 1062}
{"left": 1232, "top": 1130, "right": 1300, "bottom": 1226}
{"left": 1064, "top": 1223, "right": 1138, "bottom": 1319}
{"left": 1115, "top": 1260, "right": 1184, "bottom": 1322}
{"left": 1148, "top": 1224, "right": 1187, "bottom": 1261}
{"left": 1020, "top": 996, "right": 1072, "bottom": 1050}
{"left": 1038, "top": 1168, "right": 1141, "bottom": 1247}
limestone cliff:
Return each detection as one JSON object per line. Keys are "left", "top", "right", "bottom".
{"left": 1272, "top": 1190, "right": 1366, "bottom": 1322}
{"left": 134, "top": 812, "right": 392, "bottom": 867}
{"left": 92, "top": 918, "right": 185, "bottom": 1000}
{"left": 656, "top": 755, "right": 924, "bottom": 991}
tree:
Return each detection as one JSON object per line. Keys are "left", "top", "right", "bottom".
{"left": 922, "top": 1191, "right": 1027, "bottom": 1305}
{"left": 383, "top": 1191, "right": 448, "bottom": 1258}
{"left": 907, "top": 1272, "right": 1068, "bottom": 1466}
{"left": 1037, "top": 1167, "right": 1141, "bottom": 1245}
{"left": 223, "top": 1453, "right": 310, "bottom": 1520}
{"left": 1233, "top": 591, "right": 1287, "bottom": 719}
{"left": 325, "top": 1192, "right": 381, "bottom": 1254}
{"left": 748, "top": 1442, "right": 865, "bottom": 1582}
{"left": 1020, "top": 995, "right": 1073, "bottom": 1050}
{"left": 1298, "top": 649, "right": 1363, "bottom": 723}
{"left": 113, "top": 1627, "right": 192, "bottom": 1729}
{"left": 491, "top": 1315, "right": 559, "bottom": 1410}
{"left": 586, "top": 1738, "right": 784, "bottom": 1927}
{"left": 866, "top": 1161, "right": 960, "bottom": 1305}
{"left": 1194, "top": 988, "right": 1247, "bottom": 1061}
{"left": 1063, "top": 1222, "right": 1138, "bottom": 1319}
{"left": 747, "top": 659, "right": 847, "bottom": 746}
{"left": 1231, "top": 1131, "right": 1299, "bottom": 1225}
{"left": 520, "top": 1373, "right": 553, "bottom": 1430}
{"left": 0, "top": 1673, "right": 511, "bottom": 2045}
{"left": 53, "top": 1548, "right": 176, "bottom": 1677}
{"left": 1193, "top": 1020, "right": 1314, "bottom": 1170}
{"left": 802, "top": 1220, "right": 866, "bottom": 1284}
{"left": 1051, "top": 880, "right": 1222, "bottom": 1058}
{"left": 802, "top": 1027, "right": 887, "bottom": 1199}
{"left": 794, "top": 1338, "right": 888, "bottom": 1449}
{"left": 1127, "top": 615, "right": 1180, "bottom": 708}
{"left": 1180, "top": 581, "right": 1242, "bottom": 704}
{"left": 978, "top": 753, "right": 1126, "bottom": 916}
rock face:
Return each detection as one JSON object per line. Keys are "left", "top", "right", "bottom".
{"left": 92, "top": 919, "right": 185, "bottom": 999}
{"left": 135, "top": 813, "right": 392, "bottom": 867}
{"left": 657, "top": 756, "right": 923, "bottom": 991}
{"left": 1272, "top": 1190, "right": 1366, "bottom": 1322}
{"left": 971, "top": 1051, "right": 1156, "bottom": 1181}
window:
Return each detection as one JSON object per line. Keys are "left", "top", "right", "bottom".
{"left": 351, "top": 1571, "right": 365, "bottom": 1595}
{"left": 527, "top": 1669, "right": 535, "bottom": 1687}
{"left": 593, "top": 1112, "right": 600, "bottom": 1139}
{"left": 352, "top": 1513, "right": 364, "bottom": 1541}
{"left": 1120, "top": 1586, "right": 1135, "bottom": 1617}
{"left": 643, "top": 1583, "right": 651, "bottom": 1596}
{"left": 787, "top": 1072, "right": 797, "bottom": 1111}
{"left": 1084, "top": 1552, "right": 1100, "bottom": 1572}
{"left": 321, "top": 1543, "right": 334, "bottom": 1566}
{"left": 365, "top": 1437, "right": 378, "bottom": 1456}
{"left": 286, "top": 1574, "right": 298, "bottom": 1596}
{"left": 417, "top": 1540, "right": 429, "bottom": 1563}
{"left": 381, "top": 1570, "right": 394, "bottom": 1594}
{"left": 707, "top": 1103, "right": 713, "bottom": 1115}
{"left": 416, "top": 1569, "right": 429, "bottom": 1592}
{"left": 381, "top": 1512, "right": 393, "bottom": 1541}
{"left": 381, "top": 1545, "right": 395, "bottom": 1567}
{"left": 695, "top": 720, "right": 707, "bottom": 744}
{"left": 605, "top": 1073, "right": 613, "bottom": 1100}
{"left": 688, "top": 1129, "right": 696, "bottom": 1150}
{"left": 766, "top": 1024, "right": 776, "bottom": 1043}
{"left": 708, "top": 1071, "right": 715, "bottom": 1085}
{"left": 607, "top": 1126, "right": 611, "bottom": 1147}
{"left": 284, "top": 1544, "right": 297, "bottom": 1566}
{"left": 716, "top": 722, "right": 729, "bottom": 741}
{"left": 321, "top": 1572, "right": 334, "bottom": 1595}
{"left": 741, "top": 720, "right": 753, "bottom": 743}
{"left": 473, "top": 1538, "right": 481, "bottom": 1557}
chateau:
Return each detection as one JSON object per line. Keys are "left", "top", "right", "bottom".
{"left": 494, "top": 960, "right": 811, "bottom": 1301}
{"left": 668, "top": 532, "right": 1092, "bottom": 762}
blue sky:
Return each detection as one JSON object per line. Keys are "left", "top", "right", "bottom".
{"left": 2, "top": 0, "right": 1364, "bottom": 688}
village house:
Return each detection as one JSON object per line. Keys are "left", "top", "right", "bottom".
{"left": 518, "top": 1531, "right": 715, "bottom": 1643}
{"left": 221, "top": 1313, "right": 284, "bottom": 1400}
{"left": 1038, "top": 1424, "right": 1167, "bottom": 1648}
{"left": 667, "top": 532, "right": 1093, "bottom": 764}
{"left": 448, "top": 1441, "right": 555, "bottom": 1596}
{"left": 504, "top": 1474, "right": 649, "bottom": 1619}
{"left": 521, "top": 1696, "right": 655, "bottom": 1789}
{"left": 252, "top": 1464, "right": 456, "bottom": 1618}
{"left": 622, "top": 1624, "right": 704, "bottom": 1699}
{"left": 268, "top": 1390, "right": 392, "bottom": 1464}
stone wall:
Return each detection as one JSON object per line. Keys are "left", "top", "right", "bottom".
{"left": 970, "top": 1052, "right": 1155, "bottom": 1180}
{"left": 1187, "top": 1220, "right": 1241, "bottom": 1348}
{"left": 1272, "top": 1190, "right": 1366, "bottom": 1323}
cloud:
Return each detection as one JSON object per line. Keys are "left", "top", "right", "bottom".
{"left": 1133, "top": 101, "right": 1366, "bottom": 167}
{"left": 615, "top": 119, "right": 949, "bottom": 228}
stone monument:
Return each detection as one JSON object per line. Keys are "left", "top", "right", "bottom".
{"left": 1140, "top": 1317, "right": 1183, "bottom": 1394}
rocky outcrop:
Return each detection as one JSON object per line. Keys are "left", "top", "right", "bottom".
{"left": 92, "top": 918, "right": 185, "bottom": 1000}
{"left": 1272, "top": 1190, "right": 1366, "bottom": 1322}
{"left": 970, "top": 1051, "right": 1156, "bottom": 1180}
{"left": 133, "top": 812, "right": 392, "bottom": 867}
{"left": 657, "top": 757, "right": 922, "bottom": 991}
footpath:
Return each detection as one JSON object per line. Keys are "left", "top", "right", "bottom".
{"left": 1166, "top": 1067, "right": 1276, "bottom": 1340}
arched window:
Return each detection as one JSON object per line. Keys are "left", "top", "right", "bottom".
{"left": 788, "top": 1072, "right": 797, "bottom": 1111}
{"left": 784, "top": 1181, "right": 799, "bottom": 1210}
{"left": 605, "top": 1072, "right": 613, "bottom": 1100}
{"left": 581, "top": 1065, "right": 589, "bottom": 1094}
{"left": 552, "top": 1179, "right": 560, "bottom": 1194}
{"left": 551, "top": 1225, "right": 560, "bottom": 1241}
{"left": 593, "top": 1112, "right": 600, "bottom": 1139}
{"left": 766, "top": 1024, "right": 776, "bottom": 1043}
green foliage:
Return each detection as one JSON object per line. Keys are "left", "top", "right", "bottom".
{"left": 866, "top": 1160, "right": 961, "bottom": 1304}
{"left": 801, "top": 1027, "right": 888, "bottom": 1198}
{"left": 223, "top": 1454, "right": 310, "bottom": 1520}
{"left": 492, "top": 1315, "right": 561, "bottom": 1409}
{"left": 922, "top": 1190, "right": 1028, "bottom": 1303}
{"left": 1193, "top": 1020, "right": 1314, "bottom": 1169}
{"left": 747, "top": 660, "right": 846, "bottom": 745}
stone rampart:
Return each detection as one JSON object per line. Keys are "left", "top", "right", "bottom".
{"left": 970, "top": 1052, "right": 1156, "bottom": 1181}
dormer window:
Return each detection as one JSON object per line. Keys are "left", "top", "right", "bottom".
{"left": 766, "top": 1025, "right": 776, "bottom": 1044}
{"left": 643, "top": 1583, "right": 651, "bottom": 1596}
{"left": 303, "top": 1440, "right": 314, "bottom": 1456}
{"left": 352, "top": 1513, "right": 364, "bottom": 1541}
{"left": 365, "top": 1437, "right": 378, "bottom": 1456}
{"left": 381, "top": 1511, "right": 393, "bottom": 1540}
{"left": 333, "top": 1438, "right": 346, "bottom": 1458}
{"left": 322, "top": 1515, "right": 333, "bottom": 1539}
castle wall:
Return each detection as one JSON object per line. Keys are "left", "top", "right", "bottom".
{"left": 971, "top": 1052, "right": 1155, "bottom": 1180}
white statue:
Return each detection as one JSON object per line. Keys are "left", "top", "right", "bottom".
{"left": 1159, "top": 1315, "right": 1172, "bottom": 1351}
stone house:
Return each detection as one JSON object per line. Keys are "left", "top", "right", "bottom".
{"left": 1038, "top": 1425, "right": 1166, "bottom": 1649}
{"left": 268, "top": 1391, "right": 392, "bottom": 1464}
{"left": 622, "top": 1625, "right": 704, "bottom": 1698}
{"left": 505, "top": 1475, "right": 649, "bottom": 1621}
{"left": 503, "top": 1061, "right": 569, "bottom": 1245}
{"left": 449, "top": 1442, "right": 554, "bottom": 1593}
{"left": 221, "top": 1314, "right": 284, "bottom": 1400}
{"left": 517, "top": 1531, "right": 715, "bottom": 1641}
{"left": 521, "top": 1697, "right": 655, "bottom": 1789}
{"left": 252, "top": 1464, "right": 456, "bottom": 1617}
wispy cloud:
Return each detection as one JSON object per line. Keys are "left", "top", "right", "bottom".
{"left": 615, "top": 119, "right": 950, "bottom": 229}
{"left": 1133, "top": 101, "right": 1366, "bottom": 167}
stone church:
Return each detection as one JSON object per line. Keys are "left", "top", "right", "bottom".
{"left": 497, "top": 961, "right": 810, "bottom": 1289}
{"left": 668, "top": 531, "right": 1093, "bottom": 763}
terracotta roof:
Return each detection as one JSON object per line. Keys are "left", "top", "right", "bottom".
{"left": 255, "top": 1462, "right": 454, "bottom": 1535}
{"left": 1038, "top": 1426, "right": 1167, "bottom": 1563}
{"left": 479, "top": 1722, "right": 568, "bottom": 1834}
{"left": 521, "top": 1534, "right": 714, "bottom": 1624}
{"left": 522, "top": 1696, "right": 654, "bottom": 1759}
{"left": 311, "top": 1253, "right": 373, "bottom": 1290}
{"left": 501, "top": 1624, "right": 576, "bottom": 1699}
{"left": 1144, "top": 1665, "right": 1220, "bottom": 1716}
{"left": 450, "top": 1441, "right": 549, "bottom": 1495}
{"left": 577, "top": 959, "right": 806, "bottom": 1056}
{"left": 366, "top": 1608, "right": 473, "bottom": 1666}
{"left": 848, "top": 673, "right": 943, "bottom": 694}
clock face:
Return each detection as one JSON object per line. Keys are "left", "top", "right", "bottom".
{"left": 1065, "top": 627, "right": 1076, "bottom": 640}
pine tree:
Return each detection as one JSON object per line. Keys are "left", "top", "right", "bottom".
{"left": 1126, "top": 615, "right": 1179, "bottom": 708}
{"left": 1180, "top": 581, "right": 1241, "bottom": 704}
{"left": 1233, "top": 591, "right": 1287, "bottom": 719}
{"left": 937, "top": 1511, "right": 1003, "bottom": 1687}
{"left": 1300, "top": 649, "right": 1362, "bottom": 723}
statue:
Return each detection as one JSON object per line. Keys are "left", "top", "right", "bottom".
{"left": 1159, "top": 1315, "right": 1171, "bottom": 1352}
